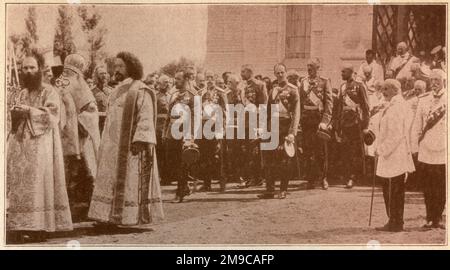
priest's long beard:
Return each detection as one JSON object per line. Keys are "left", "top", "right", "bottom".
{"left": 22, "top": 71, "right": 43, "bottom": 91}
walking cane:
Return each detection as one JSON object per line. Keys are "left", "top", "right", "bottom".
{"left": 323, "top": 140, "right": 329, "bottom": 183}
{"left": 368, "top": 155, "right": 378, "bottom": 226}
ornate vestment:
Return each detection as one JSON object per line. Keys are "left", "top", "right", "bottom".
{"left": 88, "top": 78, "right": 164, "bottom": 225}
{"left": 7, "top": 84, "right": 73, "bottom": 232}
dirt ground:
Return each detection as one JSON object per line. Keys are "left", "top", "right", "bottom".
{"left": 39, "top": 180, "right": 445, "bottom": 248}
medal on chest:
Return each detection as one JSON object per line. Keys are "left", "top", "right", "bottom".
{"left": 245, "top": 87, "right": 256, "bottom": 103}
{"left": 278, "top": 89, "right": 290, "bottom": 106}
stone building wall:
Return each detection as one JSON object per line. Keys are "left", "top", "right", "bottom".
{"left": 204, "top": 5, "right": 374, "bottom": 88}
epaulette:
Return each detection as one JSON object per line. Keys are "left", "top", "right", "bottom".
{"left": 286, "top": 82, "right": 298, "bottom": 89}
{"left": 187, "top": 87, "right": 199, "bottom": 96}
{"left": 418, "top": 92, "right": 431, "bottom": 98}
{"left": 224, "top": 88, "right": 232, "bottom": 95}
{"left": 215, "top": 86, "right": 226, "bottom": 93}
{"left": 403, "top": 89, "right": 415, "bottom": 99}
{"left": 250, "top": 78, "right": 263, "bottom": 86}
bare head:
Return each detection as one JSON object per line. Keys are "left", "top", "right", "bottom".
{"left": 227, "top": 73, "right": 240, "bottom": 90}
{"left": 365, "top": 49, "right": 375, "bottom": 64}
{"left": 158, "top": 74, "right": 170, "bottom": 92}
{"left": 94, "top": 65, "right": 109, "bottom": 86}
{"left": 216, "top": 77, "right": 225, "bottom": 89}
{"left": 341, "top": 63, "right": 354, "bottom": 81}
{"left": 273, "top": 63, "right": 287, "bottom": 84}
{"left": 362, "top": 65, "right": 373, "bottom": 79}
{"left": 382, "top": 79, "right": 401, "bottom": 101}
{"left": 174, "top": 71, "right": 186, "bottom": 89}
{"left": 205, "top": 71, "right": 215, "bottom": 89}
{"left": 241, "top": 64, "right": 253, "bottom": 81}
{"left": 429, "top": 69, "right": 445, "bottom": 93}
{"left": 396, "top": 42, "right": 408, "bottom": 56}
{"left": 196, "top": 73, "right": 206, "bottom": 89}
{"left": 374, "top": 80, "right": 383, "bottom": 93}
{"left": 413, "top": 80, "right": 427, "bottom": 96}
{"left": 307, "top": 58, "right": 320, "bottom": 77}
{"left": 22, "top": 48, "right": 45, "bottom": 91}
{"left": 115, "top": 51, "right": 144, "bottom": 82}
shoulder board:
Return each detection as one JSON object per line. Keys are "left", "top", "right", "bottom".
{"left": 319, "top": 76, "right": 329, "bottom": 81}
{"left": 215, "top": 86, "right": 226, "bottom": 93}
{"left": 251, "top": 78, "right": 263, "bottom": 85}
{"left": 286, "top": 82, "right": 297, "bottom": 89}
{"left": 418, "top": 92, "right": 431, "bottom": 98}
{"left": 187, "top": 87, "right": 198, "bottom": 96}
{"left": 225, "top": 89, "right": 232, "bottom": 94}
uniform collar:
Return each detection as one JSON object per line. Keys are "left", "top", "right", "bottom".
{"left": 277, "top": 80, "right": 288, "bottom": 88}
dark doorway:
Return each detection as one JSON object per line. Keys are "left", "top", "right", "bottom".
{"left": 373, "top": 5, "right": 446, "bottom": 68}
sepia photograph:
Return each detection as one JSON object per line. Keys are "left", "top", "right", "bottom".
{"left": 1, "top": 1, "right": 448, "bottom": 249}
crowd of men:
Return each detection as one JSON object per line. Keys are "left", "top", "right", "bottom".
{"left": 6, "top": 41, "right": 447, "bottom": 243}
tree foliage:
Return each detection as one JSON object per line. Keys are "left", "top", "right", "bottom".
{"left": 25, "top": 6, "right": 38, "bottom": 45}
{"left": 53, "top": 5, "right": 76, "bottom": 64}
{"left": 159, "top": 57, "right": 197, "bottom": 77}
{"left": 77, "top": 5, "right": 108, "bottom": 79}
{"left": 7, "top": 6, "right": 39, "bottom": 75}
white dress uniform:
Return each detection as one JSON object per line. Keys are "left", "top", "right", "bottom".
{"left": 412, "top": 89, "right": 446, "bottom": 165}
{"left": 376, "top": 94, "right": 415, "bottom": 178}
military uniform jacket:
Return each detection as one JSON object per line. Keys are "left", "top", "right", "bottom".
{"left": 241, "top": 78, "right": 268, "bottom": 106}
{"left": 268, "top": 82, "right": 301, "bottom": 135}
{"left": 299, "top": 76, "right": 333, "bottom": 126}
{"left": 199, "top": 86, "right": 228, "bottom": 121}
{"left": 412, "top": 90, "right": 446, "bottom": 164}
{"left": 335, "top": 79, "right": 370, "bottom": 130}
{"left": 156, "top": 90, "right": 170, "bottom": 135}
{"left": 164, "top": 87, "right": 198, "bottom": 140}
{"left": 225, "top": 88, "right": 242, "bottom": 105}
{"left": 92, "top": 85, "right": 113, "bottom": 113}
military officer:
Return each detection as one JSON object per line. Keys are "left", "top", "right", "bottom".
{"left": 299, "top": 58, "right": 333, "bottom": 189}
{"left": 156, "top": 74, "right": 171, "bottom": 184}
{"left": 195, "top": 72, "right": 206, "bottom": 92}
{"left": 412, "top": 69, "right": 446, "bottom": 229}
{"left": 356, "top": 49, "right": 384, "bottom": 83}
{"left": 224, "top": 73, "right": 245, "bottom": 186}
{"left": 240, "top": 64, "right": 268, "bottom": 187}
{"left": 387, "top": 42, "right": 420, "bottom": 90}
{"left": 258, "top": 63, "right": 300, "bottom": 199}
{"left": 197, "top": 71, "right": 228, "bottom": 192}
{"left": 215, "top": 77, "right": 226, "bottom": 90}
{"left": 91, "top": 65, "right": 113, "bottom": 133}
{"left": 165, "top": 70, "right": 199, "bottom": 202}
{"left": 334, "top": 64, "right": 370, "bottom": 188}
